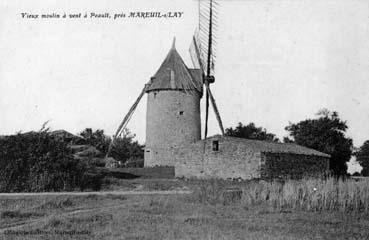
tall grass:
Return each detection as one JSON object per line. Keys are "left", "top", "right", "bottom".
{"left": 195, "top": 177, "right": 369, "bottom": 212}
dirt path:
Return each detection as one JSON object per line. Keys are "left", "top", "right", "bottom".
{"left": 0, "top": 203, "right": 128, "bottom": 234}
{"left": 0, "top": 190, "right": 192, "bottom": 197}
{"left": 0, "top": 189, "right": 192, "bottom": 234}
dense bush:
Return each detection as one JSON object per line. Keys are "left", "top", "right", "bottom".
{"left": 0, "top": 130, "right": 102, "bottom": 192}
{"left": 109, "top": 131, "right": 144, "bottom": 165}
{"left": 79, "top": 128, "right": 110, "bottom": 154}
{"left": 79, "top": 128, "right": 143, "bottom": 166}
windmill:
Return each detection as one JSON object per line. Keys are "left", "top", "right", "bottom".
{"left": 105, "top": 0, "right": 224, "bottom": 160}
{"left": 190, "top": 0, "right": 225, "bottom": 138}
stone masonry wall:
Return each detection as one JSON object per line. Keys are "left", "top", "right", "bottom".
{"left": 260, "top": 152, "right": 330, "bottom": 179}
{"left": 144, "top": 90, "right": 201, "bottom": 167}
{"left": 174, "top": 137, "right": 261, "bottom": 179}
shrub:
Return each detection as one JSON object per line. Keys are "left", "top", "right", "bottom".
{"left": 109, "top": 129, "right": 144, "bottom": 165}
{"left": 78, "top": 128, "right": 144, "bottom": 166}
{"left": 0, "top": 129, "right": 103, "bottom": 192}
{"left": 79, "top": 128, "right": 110, "bottom": 154}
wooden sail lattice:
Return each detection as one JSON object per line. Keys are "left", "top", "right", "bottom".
{"left": 190, "top": 0, "right": 225, "bottom": 138}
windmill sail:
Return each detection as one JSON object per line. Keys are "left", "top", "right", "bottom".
{"left": 190, "top": 0, "right": 224, "bottom": 138}
{"left": 198, "top": 0, "right": 219, "bottom": 76}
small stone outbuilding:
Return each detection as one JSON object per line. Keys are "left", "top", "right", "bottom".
{"left": 174, "top": 135, "right": 330, "bottom": 180}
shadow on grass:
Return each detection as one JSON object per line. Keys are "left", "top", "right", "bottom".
{"left": 44, "top": 212, "right": 113, "bottom": 230}
{"left": 0, "top": 210, "right": 45, "bottom": 219}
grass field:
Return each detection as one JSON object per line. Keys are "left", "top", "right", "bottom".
{"left": 1, "top": 178, "right": 369, "bottom": 240}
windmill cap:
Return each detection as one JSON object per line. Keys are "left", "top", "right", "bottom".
{"left": 145, "top": 38, "right": 203, "bottom": 94}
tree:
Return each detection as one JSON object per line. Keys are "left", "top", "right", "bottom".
{"left": 356, "top": 140, "right": 369, "bottom": 176}
{"left": 110, "top": 129, "right": 144, "bottom": 165}
{"left": 79, "top": 128, "right": 144, "bottom": 166}
{"left": 285, "top": 109, "right": 353, "bottom": 176}
{"left": 79, "top": 128, "right": 110, "bottom": 154}
{"left": 225, "top": 122, "right": 279, "bottom": 142}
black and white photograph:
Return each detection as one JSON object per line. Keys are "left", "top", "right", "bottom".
{"left": 1, "top": 0, "right": 369, "bottom": 239}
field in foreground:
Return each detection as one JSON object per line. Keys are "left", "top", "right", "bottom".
{"left": 1, "top": 178, "right": 369, "bottom": 240}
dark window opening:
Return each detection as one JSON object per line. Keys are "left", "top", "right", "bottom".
{"left": 154, "top": 92, "right": 157, "bottom": 98}
{"left": 179, "top": 111, "right": 184, "bottom": 115}
{"left": 212, "top": 140, "right": 219, "bottom": 151}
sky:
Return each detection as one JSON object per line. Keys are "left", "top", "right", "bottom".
{"left": 1, "top": 0, "right": 368, "bottom": 172}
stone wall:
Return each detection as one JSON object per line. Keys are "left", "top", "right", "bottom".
{"left": 174, "top": 136, "right": 261, "bottom": 179}
{"left": 260, "top": 152, "right": 330, "bottom": 179}
{"left": 144, "top": 90, "right": 201, "bottom": 167}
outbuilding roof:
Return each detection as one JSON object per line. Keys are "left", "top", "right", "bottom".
{"left": 145, "top": 39, "right": 203, "bottom": 93}
{"left": 204, "top": 135, "right": 330, "bottom": 158}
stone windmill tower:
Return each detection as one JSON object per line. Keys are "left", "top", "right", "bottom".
{"left": 106, "top": 0, "right": 224, "bottom": 168}
{"left": 144, "top": 39, "right": 203, "bottom": 166}
{"left": 105, "top": 39, "right": 205, "bottom": 167}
